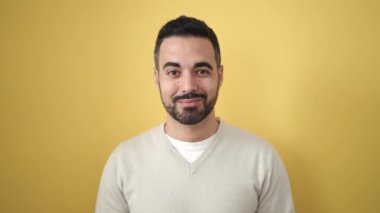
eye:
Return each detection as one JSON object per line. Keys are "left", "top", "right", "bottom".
{"left": 196, "top": 69, "right": 211, "bottom": 76}
{"left": 167, "top": 70, "right": 180, "bottom": 77}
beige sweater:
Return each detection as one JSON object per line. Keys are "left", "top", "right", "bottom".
{"left": 96, "top": 120, "right": 294, "bottom": 213}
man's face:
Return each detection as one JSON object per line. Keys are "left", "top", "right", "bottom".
{"left": 155, "top": 36, "right": 223, "bottom": 125}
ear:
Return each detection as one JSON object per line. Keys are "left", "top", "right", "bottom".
{"left": 217, "top": 65, "right": 224, "bottom": 89}
{"left": 154, "top": 67, "right": 159, "bottom": 89}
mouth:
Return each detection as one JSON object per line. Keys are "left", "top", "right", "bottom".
{"left": 177, "top": 97, "right": 203, "bottom": 104}
{"left": 172, "top": 93, "right": 207, "bottom": 108}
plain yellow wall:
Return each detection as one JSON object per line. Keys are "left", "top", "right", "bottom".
{"left": 1, "top": 0, "right": 379, "bottom": 212}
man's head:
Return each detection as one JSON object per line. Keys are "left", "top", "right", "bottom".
{"left": 154, "top": 16, "right": 221, "bottom": 69}
{"left": 154, "top": 16, "right": 223, "bottom": 125}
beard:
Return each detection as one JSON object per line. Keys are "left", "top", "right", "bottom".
{"left": 160, "top": 90, "right": 219, "bottom": 125}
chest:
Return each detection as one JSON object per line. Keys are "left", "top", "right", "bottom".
{"left": 123, "top": 164, "right": 260, "bottom": 213}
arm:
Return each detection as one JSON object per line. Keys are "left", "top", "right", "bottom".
{"left": 257, "top": 148, "right": 295, "bottom": 213}
{"left": 95, "top": 151, "right": 129, "bottom": 213}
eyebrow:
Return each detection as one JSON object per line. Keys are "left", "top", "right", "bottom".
{"left": 162, "top": 61, "right": 213, "bottom": 70}
{"left": 163, "top": 62, "right": 181, "bottom": 69}
{"left": 194, "top": 62, "right": 213, "bottom": 70}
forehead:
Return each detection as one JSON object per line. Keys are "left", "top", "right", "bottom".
{"left": 159, "top": 36, "right": 215, "bottom": 68}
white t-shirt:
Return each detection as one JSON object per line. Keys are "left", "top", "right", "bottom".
{"left": 166, "top": 134, "right": 216, "bottom": 163}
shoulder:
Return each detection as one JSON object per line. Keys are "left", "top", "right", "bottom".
{"left": 219, "top": 121, "right": 273, "bottom": 150}
{"left": 111, "top": 124, "right": 165, "bottom": 161}
{"left": 218, "top": 120, "right": 280, "bottom": 164}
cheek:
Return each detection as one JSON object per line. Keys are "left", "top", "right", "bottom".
{"left": 159, "top": 80, "right": 178, "bottom": 97}
{"left": 202, "top": 80, "right": 219, "bottom": 94}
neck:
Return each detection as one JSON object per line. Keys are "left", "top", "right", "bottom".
{"left": 164, "top": 111, "right": 219, "bottom": 142}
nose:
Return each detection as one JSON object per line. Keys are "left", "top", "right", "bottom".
{"left": 180, "top": 72, "right": 198, "bottom": 94}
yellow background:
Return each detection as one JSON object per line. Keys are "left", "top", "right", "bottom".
{"left": 1, "top": 0, "right": 379, "bottom": 212}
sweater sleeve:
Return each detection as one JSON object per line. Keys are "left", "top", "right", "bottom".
{"left": 257, "top": 147, "right": 295, "bottom": 213}
{"left": 95, "top": 149, "right": 130, "bottom": 213}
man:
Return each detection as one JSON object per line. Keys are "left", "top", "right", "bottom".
{"left": 96, "top": 16, "right": 294, "bottom": 213}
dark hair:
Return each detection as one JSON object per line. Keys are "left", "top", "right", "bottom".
{"left": 154, "top": 16, "right": 221, "bottom": 69}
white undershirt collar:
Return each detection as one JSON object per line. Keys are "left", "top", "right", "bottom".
{"left": 166, "top": 134, "right": 216, "bottom": 164}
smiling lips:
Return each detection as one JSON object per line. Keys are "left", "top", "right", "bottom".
{"left": 177, "top": 97, "right": 203, "bottom": 107}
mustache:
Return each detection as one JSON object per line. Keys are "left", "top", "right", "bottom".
{"left": 173, "top": 93, "right": 207, "bottom": 102}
